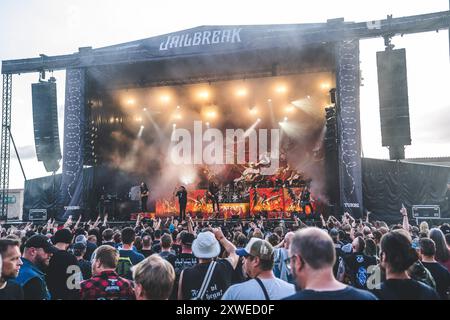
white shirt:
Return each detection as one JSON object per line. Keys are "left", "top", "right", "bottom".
{"left": 222, "top": 277, "right": 295, "bottom": 300}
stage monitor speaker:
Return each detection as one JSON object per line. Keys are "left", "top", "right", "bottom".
{"left": 376, "top": 49, "right": 411, "bottom": 152}
{"left": 412, "top": 205, "right": 440, "bottom": 219}
{"left": 28, "top": 209, "right": 48, "bottom": 221}
{"left": 32, "top": 79, "right": 61, "bottom": 172}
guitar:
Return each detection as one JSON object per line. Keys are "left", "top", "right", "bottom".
{"left": 140, "top": 190, "right": 149, "bottom": 198}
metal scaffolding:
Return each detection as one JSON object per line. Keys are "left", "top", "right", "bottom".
{"left": 1, "top": 74, "right": 12, "bottom": 220}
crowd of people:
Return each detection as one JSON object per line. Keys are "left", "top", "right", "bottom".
{"left": 0, "top": 207, "right": 449, "bottom": 300}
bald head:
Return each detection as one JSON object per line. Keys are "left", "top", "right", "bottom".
{"left": 290, "top": 227, "right": 336, "bottom": 270}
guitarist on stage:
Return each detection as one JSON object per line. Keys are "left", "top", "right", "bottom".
{"left": 140, "top": 182, "right": 150, "bottom": 213}
{"left": 207, "top": 181, "right": 220, "bottom": 214}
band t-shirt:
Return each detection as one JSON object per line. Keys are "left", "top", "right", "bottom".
{"left": 181, "top": 259, "right": 234, "bottom": 300}
{"left": 174, "top": 253, "right": 198, "bottom": 276}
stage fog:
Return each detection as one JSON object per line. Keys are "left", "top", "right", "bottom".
{"left": 88, "top": 72, "right": 335, "bottom": 216}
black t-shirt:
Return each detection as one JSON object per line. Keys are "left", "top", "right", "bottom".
{"left": 170, "top": 252, "right": 198, "bottom": 300}
{"left": 139, "top": 249, "right": 153, "bottom": 258}
{"left": 231, "top": 257, "right": 246, "bottom": 285}
{"left": 375, "top": 279, "right": 440, "bottom": 300}
{"left": 46, "top": 250, "right": 80, "bottom": 300}
{"left": 284, "top": 286, "right": 377, "bottom": 300}
{"left": 140, "top": 185, "right": 149, "bottom": 197}
{"left": 343, "top": 253, "right": 377, "bottom": 290}
{"left": 172, "top": 244, "right": 182, "bottom": 256}
{"left": 151, "top": 243, "right": 161, "bottom": 254}
{"left": 0, "top": 281, "right": 24, "bottom": 300}
{"left": 159, "top": 251, "right": 177, "bottom": 268}
{"left": 174, "top": 253, "right": 198, "bottom": 276}
{"left": 333, "top": 242, "right": 344, "bottom": 277}
{"left": 181, "top": 259, "right": 234, "bottom": 300}
{"left": 422, "top": 262, "right": 450, "bottom": 300}
{"left": 103, "top": 241, "right": 116, "bottom": 248}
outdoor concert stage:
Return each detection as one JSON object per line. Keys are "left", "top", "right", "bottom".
{"left": 2, "top": 11, "right": 450, "bottom": 224}
{"left": 6, "top": 23, "right": 365, "bottom": 221}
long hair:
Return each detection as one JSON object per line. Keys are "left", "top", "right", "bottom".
{"left": 429, "top": 228, "right": 450, "bottom": 263}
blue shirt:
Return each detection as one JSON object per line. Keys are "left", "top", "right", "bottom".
{"left": 14, "top": 258, "right": 51, "bottom": 300}
{"left": 119, "top": 249, "right": 145, "bottom": 265}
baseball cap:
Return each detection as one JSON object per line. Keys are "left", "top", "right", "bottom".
{"left": 25, "top": 234, "right": 58, "bottom": 254}
{"left": 192, "top": 231, "right": 220, "bottom": 259}
{"left": 53, "top": 228, "right": 73, "bottom": 244}
{"left": 236, "top": 238, "right": 274, "bottom": 261}
{"left": 75, "top": 234, "right": 87, "bottom": 245}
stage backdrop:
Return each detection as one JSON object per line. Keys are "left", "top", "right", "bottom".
{"left": 250, "top": 188, "right": 284, "bottom": 214}
{"left": 363, "top": 158, "right": 450, "bottom": 224}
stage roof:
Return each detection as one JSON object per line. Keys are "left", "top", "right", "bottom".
{"left": 2, "top": 10, "right": 449, "bottom": 75}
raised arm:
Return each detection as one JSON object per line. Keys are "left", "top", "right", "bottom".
{"left": 213, "top": 227, "right": 238, "bottom": 269}
{"left": 401, "top": 206, "right": 410, "bottom": 233}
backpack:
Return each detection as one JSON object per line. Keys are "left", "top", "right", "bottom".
{"left": 116, "top": 256, "right": 133, "bottom": 280}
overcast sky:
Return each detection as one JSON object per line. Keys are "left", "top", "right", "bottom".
{"left": 1, "top": 0, "right": 449, "bottom": 189}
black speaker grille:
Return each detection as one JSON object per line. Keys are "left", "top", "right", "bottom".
{"left": 376, "top": 49, "right": 411, "bottom": 148}
{"left": 32, "top": 81, "right": 61, "bottom": 172}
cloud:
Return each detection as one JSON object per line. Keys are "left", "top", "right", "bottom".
{"left": 10, "top": 145, "right": 36, "bottom": 160}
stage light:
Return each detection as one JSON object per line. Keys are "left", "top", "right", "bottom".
{"left": 249, "top": 108, "right": 258, "bottom": 115}
{"left": 267, "top": 99, "right": 272, "bottom": 103}
{"left": 307, "top": 95, "right": 311, "bottom": 99}
{"left": 320, "top": 83, "right": 331, "bottom": 90}
{"left": 160, "top": 95, "right": 171, "bottom": 103}
{"left": 176, "top": 105, "right": 181, "bottom": 109}
{"left": 206, "top": 122, "right": 210, "bottom": 128}
{"left": 137, "top": 125, "right": 145, "bottom": 138}
{"left": 205, "top": 110, "right": 217, "bottom": 119}
{"left": 208, "top": 111, "right": 216, "bottom": 118}
{"left": 236, "top": 88, "right": 247, "bottom": 97}
{"left": 109, "top": 117, "right": 114, "bottom": 123}
{"left": 126, "top": 98, "right": 135, "bottom": 105}
{"left": 198, "top": 90, "right": 210, "bottom": 100}
{"left": 275, "top": 85, "right": 287, "bottom": 94}
{"left": 174, "top": 113, "right": 182, "bottom": 120}
{"left": 285, "top": 105, "right": 295, "bottom": 113}
{"left": 244, "top": 118, "right": 262, "bottom": 137}
{"left": 143, "top": 108, "right": 147, "bottom": 111}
